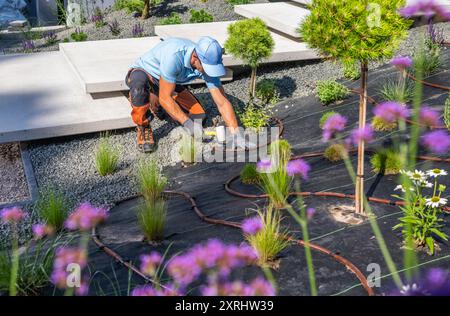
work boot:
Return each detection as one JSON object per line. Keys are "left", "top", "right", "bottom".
{"left": 136, "top": 125, "right": 157, "bottom": 153}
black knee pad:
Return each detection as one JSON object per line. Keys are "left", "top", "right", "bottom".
{"left": 128, "top": 70, "right": 151, "bottom": 106}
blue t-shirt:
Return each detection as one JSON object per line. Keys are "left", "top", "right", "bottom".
{"left": 130, "top": 38, "right": 222, "bottom": 89}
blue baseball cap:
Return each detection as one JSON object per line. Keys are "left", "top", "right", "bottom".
{"left": 195, "top": 36, "right": 226, "bottom": 77}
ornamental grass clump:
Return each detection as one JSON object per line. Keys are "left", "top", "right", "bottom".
{"left": 242, "top": 208, "right": 290, "bottom": 266}
{"left": 393, "top": 169, "right": 448, "bottom": 255}
{"left": 95, "top": 134, "right": 120, "bottom": 176}
{"left": 224, "top": 18, "right": 274, "bottom": 98}
{"left": 370, "top": 149, "right": 402, "bottom": 175}
{"left": 35, "top": 188, "right": 69, "bottom": 231}
{"left": 342, "top": 60, "right": 360, "bottom": 80}
{"left": 240, "top": 164, "right": 260, "bottom": 185}
{"left": 316, "top": 79, "right": 349, "bottom": 105}
{"left": 379, "top": 78, "right": 414, "bottom": 104}
{"left": 300, "top": 0, "right": 411, "bottom": 214}
{"left": 137, "top": 199, "right": 167, "bottom": 243}
{"left": 137, "top": 159, "right": 167, "bottom": 202}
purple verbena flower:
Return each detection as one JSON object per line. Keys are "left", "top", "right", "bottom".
{"left": 306, "top": 207, "right": 316, "bottom": 219}
{"left": 0, "top": 207, "right": 26, "bottom": 224}
{"left": 421, "top": 130, "right": 450, "bottom": 154}
{"left": 65, "top": 202, "right": 108, "bottom": 231}
{"left": 399, "top": 0, "right": 450, "bottom": 20}
{"left": 322, "top": 114, "right": 347, "bottom": 141}
{"left": 419, "top": 106, "right": 442, "bottom": 127}
{"left": 349, "top": 126, "right": 374, "bottom": 146}
{"left": 390, "top": 268, "right": 450, "bottom": 296}
{"left": 286, "top": 159, "right": 310, "bottom": 180}
{"left": 241, "top": 217, "right": 263, "bottom": 235}
{"left": 256, "top": 158, "right": 272, "bottom": 173}
{"left": 390, "top": 55, "right": 413, "bottom": 69}
{"left": 32, "top": 223, "right": 54, "bottom": 240}
{"left": 51, "top": 247, "right": 87, "bottom": 291}
{"left": 140, "top": 252, "right": 163, "bottom": 277}
{"left": 373, "top": 101, "right": 410, "bottom": 123}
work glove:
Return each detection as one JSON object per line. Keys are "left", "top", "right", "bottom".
{"left": 182, "top": 118, "right": 203, "bottom": 139}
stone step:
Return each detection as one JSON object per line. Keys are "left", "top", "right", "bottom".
{"left": 0, "top": 51, "right": 133, "bottom": 143}
{"left": 59, "top": 37, "right": 233, "bottom": 94}
{"left": 154, "top": 21, "right": 320, "bottom": 66}
{"left": 234, "top": 2, "right": 310, "bottom": 38}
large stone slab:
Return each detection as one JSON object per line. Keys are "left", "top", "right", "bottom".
{"left": 234, "top": 2, "right": 309, "bottom": 38}
{"left": 0, "top": 51, "right": 133, "bottom": 143}
{"left": 60, "top": 37, "right": 233, "bottom": 93}
{"left": 154, "top": 21, "right": 320, "bottom": 66}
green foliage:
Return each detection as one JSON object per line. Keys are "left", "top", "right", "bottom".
{"left": 137, "top": 159, "right": 167, "bottom": 202}
{"left": 22, "top": 30, "right": 43, "bottom": 40}
{"left": 372, "top": 116, "right": 397, "bottom": 132}
{"left": 370, "top": 149, "right": 402, "bottom": 175}
{"left": 393, "top": 171, "right": 448, "bottom": 255}
{"left": 137, "top": 199, "right": 166, "bottom": 243}
{"left": 413, "top": 44, "right": 442, "bottom": 78}
{"left": 226, "top": 0, "right": 254, "bottom": 4}
{"left": 379, "top": 78, "right": 414, "bottom": 103}
{"left": 114, "top": 0, "right": 145, "bottom": 13}
{"left": 299, "top": 0, "right": 411, "bottom": 62}
{"left": 240, "top": 164, "right": 260, "bottom": 185}
{"left": 95, "top": 135, "right": 119, "bottom": 176}
{"left": 319, "top": 111, "right": 338, "bottom": 128}
{"left": 244, "top": 207, "right": 290, "bottom": 266}
{"left": 189, "top": 9, "right": 213, "bottom": 23}
{"left": 36, "top": 188, "right": 69, "bottom": 231}
{"left": 342, "top": 60, "right": 360, "bottom": 80}
{"left": 224, "top": 18, "right": 274, "bottom": 70}
{"left": 269, "top": 139, "right": 292, "bottom": 170}
{"left": 239, "top": 101, "right": 273, "bottom": 133}
{"left": 256, "top": 79, "right": 279, "bottom": 105}
{"left": 324, "top": 144, "right": 346, "bottom": 162}
{"left": 159, "top": 12, "right": 182, "bottom": 25}
{"left": 316, "top": 79, "right": 349, "bottom": 105}
{"left": 70, "top": 28, "right": 88, "bottom": 42}
{"left": 445, "top": 94, "right": 450, "bottom": 131}
{"left": 179, "top": 134, "right": 199, "bottom": 164}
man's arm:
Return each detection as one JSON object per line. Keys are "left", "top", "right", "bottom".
{"left": 209, "top": 87, "right": 239, "bottom": 133}
{"left": 159, "top": 77, "right": 189, "bottom": 124}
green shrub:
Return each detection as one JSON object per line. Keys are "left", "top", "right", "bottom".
{"left": 179, "top": 134, "right": 199, "bottom": 164}
{"left": 342, "top": 60, "right": 360, "bottom": 80}
{"left": 370, "top": 149, "right": 402, "bottom": 175}
{"left": 114, "top": 0, "right": 145, "bottom": 13}
{"left": 36, "top": 188, "right": 69, "bottom": 231}
{"left": 413, "top": 44, "right": 442, "bottom": 78}
{"left": 137, "top": 159, "right": 167, "bottom": 201}
{"left": 70, "top": 28, "right": 88, "bottom": 42}
{"left": 324, "top": 144, "right": 346, "bottom": 162}
{"left": 95, "top": 135, "right": 120, "bottom": 176}
{"left": 316, "top": 79, "right": 349, "bottom": 105}
{"left": 137, "top": 199, "right": 166, "bottom": 243}
{"left": 239, "top": 101, "right": 273, "bottom": 133}
{"left": 159, "top": 12, "right": 182, "bottom": 25}
{"left": 319, "top": 111, "right": 338, "bottom": 128}
{"left": 189, "top": 9, "right": 213, "bottom": 23}
{"left": 244, "top": 207, "right": 290, "bottom": 266}
{"left": 371, "top": 116, "right": 397, "bottom": 132}
{"left": 224, "top": 18, "right": 274, "bottom": 97}
{"left": 379, "top": 78, "right": 414, "bottom": 103}
{"left": 445, "top": 94, "right": 450, "bottom": 131}
{"left": 226, "top": 0, "right": 254, "bottom": 4}
{"left": 240, "top": 164, "right": 260, "bottom": 185}
{"left": 256, "top": 79, "right": 279, "bottom": 105}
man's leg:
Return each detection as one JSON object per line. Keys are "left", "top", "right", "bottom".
{"left": 173, "top": 87, "right": 206, "bottom": 124}
{"left": 126, "top": 69, "right": 157, "bottom": 153}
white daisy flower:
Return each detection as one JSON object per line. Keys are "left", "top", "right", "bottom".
{"left": 394, "top": 185, "right": 414, "bottom": 193}
{"left": 426, "top": 169, "right": 448, "bottom": 178}
{"left": 409, "top": 170, "right": 426, "bottom": 183}
{"left": 425, "top": 196, "right": 448, "bottom": 208}
{"left": 421, "top": 181, "right": 433, "bottom": 188}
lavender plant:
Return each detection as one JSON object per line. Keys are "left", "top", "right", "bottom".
{"left": 43, "top": 31, "right": 58, "bottom": 46}
{"left": 91, "top": 8, "right": 106, "bottom": 28}
{"left": 108, "top": 19, "right": 121, "bottom": 36}
{"left": 132, "top": 23, "right": 145, "bottom": 38}
{"left": 22, "top": 40, "right": 35, "bottom": 53}
{"left": 70, "top": 28, "right": 88, "bottom": 42}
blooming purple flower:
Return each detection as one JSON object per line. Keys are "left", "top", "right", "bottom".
{"left": 286, "top": 159, "right": 311, "bottom": 180}
{"left": 390, "top": 55, "right": 413, "bottom": 69}
{"left": 51, "top": 247, "right": 87, "bottom": 292}
{"left": 0, "top": 207, "right": 26, "bottom": 224}
{"left": 256, "top": 158, "right": 272, "bottom": 173}
{"left": 399, "top": 0, "right": 450, "bottom": 21}
{"left": 140, "top": 252, "right": 163, "bottom": 277}
{"left": 131, "top": 284, "right": 180, "bottom": 296}
{"left": 373, "top": 101, "right": 410, "bottom": 123}
{"left": 306, "top": 207, "right": 316, "bottom": 219}
{"left": 32, "top": 223, "right": 54, "bottom": 240}
{"left": 241, "top": 217, "right": 263, "bottom": 235}
{"left": 419, "top": 106, "right": 442, "bottom": 127}
{"left": 390, "top": 268, "right": 450, "bottom": 296}
{"left": 349, "top": 126, "right": 374, "bottom": 146}
{"left": 201, "top": 277, "right": 275, "bottom": 296}
{"left": 132, "top": 23, "right": 145, "bottom": 37}
{"left": 421, "top": 130, "right": 450, "bottom": 154}
{"left": 65, "top": 202, "right": 108, "bottom": 231}
{"left": 322, "top": 114, "right": 347, "bottom": 141}
{"left": 22, "top": 40, "right": 35, "bottom": 52}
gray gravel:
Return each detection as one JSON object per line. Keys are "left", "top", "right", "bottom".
{"left": 1, "top": 20, "right": 449, "bottom": 247}
{"left": 0, "top": 143, "right": 29, "bottom": 204}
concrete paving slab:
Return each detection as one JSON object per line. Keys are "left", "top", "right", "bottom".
{"left": 59, "top": 37, "right": 234, "bottom": 93}
{"left": 0, "top": 51, "right": 133, "bottom": 143}
{"left": 234, "top": 2, "right": 310, "bottom": 38}
{"left": 154, "top": 21, "right": 320, "bottom": 66}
